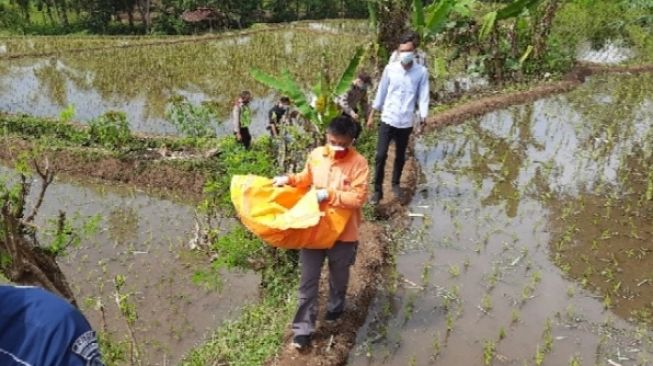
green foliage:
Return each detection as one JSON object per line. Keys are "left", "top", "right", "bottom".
{"left": 411, "top": 0, "right": 456, "bottom": 40}
{"left": 165, "top": 96, "right": 217, "bottom": 138}
{"left": 210, "top": 226, "right": 264, "bottom": 270}
{"left": 201, "top": 136, "right": 277, "bottom": 214}
{"left": 251, "top": 46, "right": 365, "bottom": 133}
{"left": 88, "top": 111, "right": 132, "bottom": 150}
{"left": 59, "top": 104, "right": 76, "bottom": 124}
{"left": 182, "top": 272, "right": 297, "bottom": 366}
{"left": 45, "top": 214, "right": 101, "bottom": 257}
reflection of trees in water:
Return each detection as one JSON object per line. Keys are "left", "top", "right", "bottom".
{"left": 107, "top": 206, "right": 140, "bottom": 245}
{"left": 460, "top": 105, "right": 538, "bottom": 217}
{"left": 566, "top": 73, "right": 653, "bottom": 166}
{"left": 26, "top": 31, "right": 364, "bottom": 122}
{"left": 33, "top": 58, "right": 68, "bottom": 107}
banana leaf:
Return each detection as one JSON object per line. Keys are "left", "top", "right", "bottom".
{"left": 368, "top": 0, "right": 378, "bottom": 28}
{"left": 496, "top": 0, "right": 542, "bottom": 20}
{"left": 250, "top": 68, "right": 317, "bottom": 123}
{"left": 425, "top": 0, "right": 455, "bottom": 36}
{"left": 412, "top": 0, "right": 425, "bottom": 28}
{"left": 333, "top": 46, "right": 365, "bottom": 97}
{"left": 479, "top": 11, "right": 497, "bottom": 41}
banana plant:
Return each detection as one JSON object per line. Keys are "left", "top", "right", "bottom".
{"left": 412, "top": 0, "right": 458, "bottom": 40}
{"left": 250, "top": 46, "right": 365, "bottom": 133}
{"left": 479, "top": 0, "right": 543, "bottom": 40}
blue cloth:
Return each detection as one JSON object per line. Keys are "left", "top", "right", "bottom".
{"left": 372, "top": 61, "right": 430, "bottom": 128}
{"left": 0, "top": 285, "right": 104, "bottom": 366}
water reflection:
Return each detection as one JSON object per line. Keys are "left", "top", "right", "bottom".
{"left": 350, "top": 74, "right": 653, "bottom": 365}
{"left": 0, "top": 166, "right": 257, "bottom": 364}
{"left": 0, "top": 30, "right": 367, "bottom": 135}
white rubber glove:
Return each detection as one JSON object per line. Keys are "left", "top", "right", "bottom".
{"left": 316, "top": 189, "right": 329, "bottom": 203}
{"left": 272, "top": 176, "right": 289, "bottom": 187}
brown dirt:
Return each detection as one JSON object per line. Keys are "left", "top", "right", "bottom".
{"left": 0, "top": 136, "right": 206, "bottom": 202}
{"left": 266, "top": 145, "right": 420, "bottom": 366}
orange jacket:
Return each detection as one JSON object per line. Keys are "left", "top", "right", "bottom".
{"left": 288, "top": 145, "right": 369, "bottom": 242}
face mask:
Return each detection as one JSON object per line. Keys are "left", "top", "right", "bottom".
{"left": 329, "top": 144, "right": 349, "bottom": 159}
{"left": 399, "top": 51, "right": 415, "bottom": 65}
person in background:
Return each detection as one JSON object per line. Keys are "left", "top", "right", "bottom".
{"left": 271, "top": 115, "right": 369, "bottom": 350}
{"left": 0, "top": 285, "right": 104, "bottom": 366}
{"left": 388, "top": 30, "right": 428, "bottom": 67}
{"left": 366, "top": 33, "right": 430, "bottom": 205}
{"left": 268, "top": 96, "right": 292, "bottom": 137}
{"left": 335, "top": 72, "right": 373, "bottom": 139}
{"left": 233, "top": 90, "right": 253, "bottom": 149}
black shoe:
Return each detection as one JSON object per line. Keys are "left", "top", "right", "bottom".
{"left": 325, "top": 310, "right": 343, "bottom": 323}
{"left": 370, "top": 191, "right": 382, "bottom": 205}
{"left": 292, "top": 335, "right": 311, "bottom": 350}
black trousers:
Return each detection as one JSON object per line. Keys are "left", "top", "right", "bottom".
{"left": 374, "top": 122, "right": 413, "bottom": 193}
{"left": 236, "top": 127, "right": 252, "bottom": 149}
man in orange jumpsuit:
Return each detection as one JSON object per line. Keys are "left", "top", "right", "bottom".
{"left": 272, "top": 115, "right": 370, "bottom": 349}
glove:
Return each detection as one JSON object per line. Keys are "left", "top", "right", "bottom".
{"left": 316, "top": 189, "right": 329, "bottom": 203}
{"left": 272, "top": 176, "right": 289, "bottom": 187}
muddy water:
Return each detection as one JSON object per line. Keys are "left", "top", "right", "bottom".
{"left": 0, "top": 28, "right": 366, "bottom": 135}
{"left": 0, "top": 166, "right": 258, "bottom": 365}
{"left": 350, "top": 74, "right": 653, "bottom": 365}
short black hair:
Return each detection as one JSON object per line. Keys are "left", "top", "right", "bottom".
{"left": 399, "top": 30, "right": 420, "bottom": 48}
{"left": 327, "top": 115, "right": 358, "bottom": 139}
{"left": 239, "top": 90, "right": 251, "bottom": 98}
{"left": 280, "top": 96, "right": 291, "bottom": 104}
{"left": 357, "top": 72, "right": 372, "bottom": 85}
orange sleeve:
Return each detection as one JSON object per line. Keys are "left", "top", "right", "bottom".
{"left": 288, "top": 151, "right": 313, "bottom": 189}
{"left": 327, "top": 159, "right": 369, "bottom": 209}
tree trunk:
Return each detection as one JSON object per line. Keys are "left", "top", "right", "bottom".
{"left": 375, "top": 0, "right": 411, "bottom": 69}
{"left": 532, "top": 0, "right": 561, "bottom": 61}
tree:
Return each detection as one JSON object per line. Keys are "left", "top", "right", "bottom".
{"left": 0, "top": 157, "right": 78, "bottom": 305}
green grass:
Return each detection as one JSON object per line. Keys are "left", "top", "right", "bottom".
{"left": 182, "top": 265, "right": 298, "bottom": 365}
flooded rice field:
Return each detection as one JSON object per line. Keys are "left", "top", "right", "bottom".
{"left": 351, "top": 73, "right": 653, "bottom": 365}
{"left": 0, "top": 166, "right": 257, "bottom": 365}
{"left": 0, "top": 27, "right": 368, "bottom": 135}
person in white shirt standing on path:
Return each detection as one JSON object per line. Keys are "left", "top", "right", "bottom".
{"left": 366, "top": 33, "right": 430, "bottom": 204}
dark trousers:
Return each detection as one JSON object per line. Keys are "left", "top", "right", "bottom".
{"left": 236, "top": 127, "right": 251, "bottom": 149}
{"left": 292, "top": 241, "right": 358, "bottom": 336}
{"left": 374, "top": 122, "right": 413, "bottom": 193}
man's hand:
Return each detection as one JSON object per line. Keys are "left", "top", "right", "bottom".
{"left": 416, "top": 118, "right": 427, "bottom": 134}
{"left": 350, "top": 111, "right": 359, "bottom": 120}
{"left": 272, "top": 176, "right": 289, "bottom": 187}
{"left": 366, "top": 113, "right": 376, "bottom": 129}
{"left": 235, "top": 131, "right": 242, "bottom": 141}
{"left": 316, "top": 189, "right": 329, "bottom": 203}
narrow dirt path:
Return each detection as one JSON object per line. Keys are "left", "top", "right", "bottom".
{"left": 0, "top": 136, "right": 206, "bottom": 201}
{"left": 266, "top": 145, "right": 420, "bottom": 366}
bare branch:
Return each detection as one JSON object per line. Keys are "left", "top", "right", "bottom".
{"left": 25, "top": 157, "right": 55, "bottom": 223}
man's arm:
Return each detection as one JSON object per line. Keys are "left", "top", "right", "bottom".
{"left": 232, "top": 104, "right": 241, "bottom": 139}
{"left": 335, "top": 90, "right": 355, "bottom": 117}
{"left": 368, "top": 66, "right": 390, "bottom": 128}
{"left": 417, "top": 68, "right": 430, "bottom": 121}
{"left": 287, "top": 152, "right": 313, "bottom": 189}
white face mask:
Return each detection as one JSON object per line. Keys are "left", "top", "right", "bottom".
{"left": 399, "top": 51, "right": 415, "bottom": 65}
{"left": 329, "top": 145, "right": 346, "bottom": 152}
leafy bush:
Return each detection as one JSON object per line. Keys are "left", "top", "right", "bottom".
{"left": 165, "top": 96, "right": 217, "bottom": 138}
{"left": 88, "top": 111, "right": 132, "bottom": 149}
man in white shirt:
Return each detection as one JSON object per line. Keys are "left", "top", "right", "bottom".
{"left": 366, "top": 34, "right": 430, "bottom": 204}
{"left": 388, "top": 31, "right": 427, "bottom": 68}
